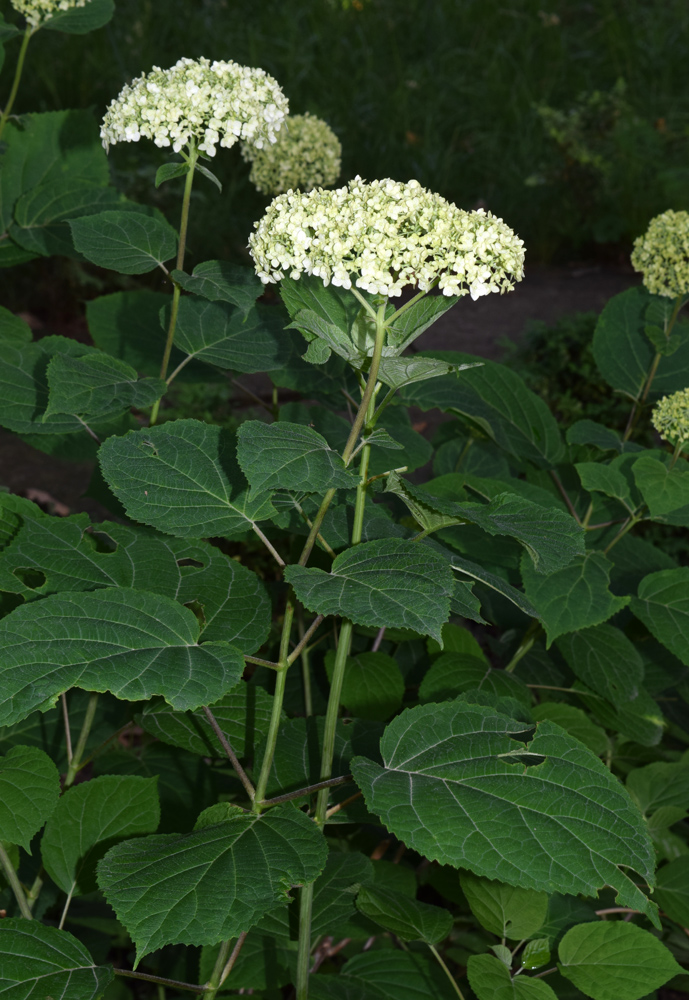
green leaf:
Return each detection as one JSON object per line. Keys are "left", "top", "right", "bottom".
{"left": 0, "top": 15, "right": 22, "bottom": 42}
{"left": 626, "top": 760, "right": 689, "bottom": 816}
{"left": 522, "top": 939, "right": 551, "bottom": 970}
{"left": 351, "top": 703, "right": 657, "bottom": 924}
{"left": 138, "top": 683, "right": 276, "bottom": 760}
{"left": 0, "top": 919, "right": 113, "bottom": 999}
{"left": 288, "top": 306, "right": 363, "bottom": 363}
{"left": 342, "top": 950, "right": 463, "bottom": 1000}
{"left": 427, "top": 622, "right": 489, "bottom": 661}
{"left": 451, "top": 579, "right": 487, "bottom": 623}
{"left": 531, "top": 704, "right": 608, "bottom": 756}
{"left": 402, "top": 351, "right": 564, "bottom": 468}
{"left": 169, "top": 295, "right": 290, "bottom": 374}
{"left": 386, "top": 473, "right": 584, "bottom": 573}
{"left": 356, "top": 884, "right": 452, "bottom": 944}
{"left": 592, "top": 287, "right": 689, "bottom": 400}
{"left": 576, "top": 458, "right": 640, "bottom": 513}
{"left": 44, "top": 351, "right": 166, "bottom": 421}
{"left": 200, "top": 933, "right": 294, "bottom": 992}
{"left": 41, "top": 775, "right": 160, "bottom": 897}
{"left": 196, "top": 162, "right": 223, "bottom": 192}
{"left": 567, "top": 420, "right": 641, "bottom": 455}
{"left": 98, "top": 419, "right": 276, "bottom": 539}
{"left": 521, "top": 552, "right": 630, "bottom": 646}
{"left": 631, "top": 568, "right": 689, "bottom": 666}
{"left": 97, "top": 804, "right": 328, "bottom": 961}
{"left": 557, "top": 625, "right": 645, "bottom": 708}
{"left": 460, "top": 873, "right": 547, "bottom": 939}
{"left": 0, "top": 745, "right": 60, "bottom": 850}
{"left": 418, "top": 652, "right": 531, "bottom": 707}
{"left": 558, "top": 921, "right": 682, "bottom": 1000}
{"left": 581, "top": 684, "right": 665, "bottom": 748}
{"left": 42, "top": 0, "right": 114, "bottom": 32}
{"left": 326, "top": 649, "right": 405, "bottom": 721}
{"left": 155, "top": 161, "right": 190, "bottom": 187}
{"left": 70, "top": 210, "right": 178, "bottom": 274}
{"left": 450, "top": 554, "right": 540, "bottom": 620}
{"left": 0, "top": 587, "right": 245, "bottom": 727}
{"left": 171, "top": 260, "right": 263, "bottom": 315}
{"left": 376, "top": 355, "right": 481, "bottom": 391}
{"left": 468, "top": 954, "right": 558, "bottom": 1000}
{"left": 633, "top": 455, "right": 689, "bottom": 519}
{"left": 286, "top": 538, "right": 453, "bottom": 642}
{"left": 87, "top": 290, "right": 187, "bottom": 379}
{"left": 386, "top": 295, "right": 461, "bottom": 351}
{"left": 654, "top": 856, "right": 689, "bottom": 927}
{"left": 10, "top": 179, "right": 124, "bottom": 258}
{"left": 0, "top": 306, "right": 32, "bottom": 346}
{"left": 237, "top": 420, "right": 359, "bottom": 495}
{"left": 280, "top": 275, "right": 360, "bottom": 340}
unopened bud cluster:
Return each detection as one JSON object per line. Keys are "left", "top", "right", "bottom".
{"left": 100, "top": 57, "right": 288, "bottom": 157}
{"left": 652, "top": 388, "right": 689, "bottom": 446}
{"left": 11, "top": 0, "right": 89, "bottom": 28}
{"left": 249, "top": 176, "right": 525, "bottom": 298}
{"left": 631, "top": 210, "right": 689, "bottom": 299}
{"left": 241, "top": 113, "right": 342, "bottom": 195}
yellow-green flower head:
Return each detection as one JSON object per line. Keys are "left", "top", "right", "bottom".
{"left": 652, "top": 388, "right": 689, "bottom": 445}
{"left": 241, "top": 113, "right": 342, "bottom": 195}
{"left": 249, "top": 176, "right": 525, "bottom": 298}
{"left": 11, "top": 0, "right": 90, "bottom": 28}
{"left": 101, "top": 57, "right": 288, "bottom": 157}
{"left": 631, "top": 210, "right": 689, "bottom": 299}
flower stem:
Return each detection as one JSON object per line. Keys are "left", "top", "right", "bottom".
{"left": 624, "top": 294, "right": 684, "bottom": 442}
{"left": 0, "top": 841, "right": 32, "bottom": 920}
{"left": 64, "top": 693, "right": 99, "bottom": 789}
{"left": 150, "top": 145, "right": 198, "bottom": 425}
{"left": 0, "top": 27, "right": 32, "bottom": 143}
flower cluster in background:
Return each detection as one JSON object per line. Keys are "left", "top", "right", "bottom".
{"left": 241, "top": 113, "right": 342, "bottom": 195}
{"left": 652, "top": 388, "right": 689, "bottom": 446}
{"left": 249, "top": 176, "right": 525, "bottom": 298}
{"left": 100, "top": 57, "right": 288, "bottom": 157}
{"left": 10, "top": 0, "right": 89, "bottom": 28}
{"left": 631, "top": 209, "right": 689, "bottom": 299}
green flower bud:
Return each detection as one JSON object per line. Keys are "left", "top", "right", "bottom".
{"left": 631, "top": 210, "right": 689, "bottom": 299}
{"left": 241, "top": 113, "right": 342, "bottom": 195}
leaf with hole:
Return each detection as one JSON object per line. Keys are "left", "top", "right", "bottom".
{"left": 97, "top": 804, "right": 327, "bottom": 961}
{"left": 351, "top": 702, "right": 657, "bottom": 924}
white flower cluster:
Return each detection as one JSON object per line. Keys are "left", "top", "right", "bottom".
{"left": 652, "top": 388, "right": 689, "bottom": 446}
{"left": 11, "top": 0, "right": 89, "bottom": 28}
{"left": 100, "top": 57, "right": 288, "bottom": 157}
{"left": 631, "top": 210, "right": 689, "bottom": 299}
{"left": 249, "top": 176, "right": 525, "bottom": 298}
{"left": 241, "top": 113, "right": 342, "bottom": 195}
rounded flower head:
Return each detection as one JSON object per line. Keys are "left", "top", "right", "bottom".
{"left": 241, "top": 113, "right": 342, "bottom": 195}
{"left": 249, "top": 176, "right": 525, "bottom": 298}
{"left": 631, "top": 210, "right": 689, "bottom": 299}
{"left": 11, "top": 0, "right": 90, "bottom": 28}
{"left": 652, "top": 388, "right": 689, "bottom": 446}
{"left": 101, "top": 57, "right": 288, "bottom": 157}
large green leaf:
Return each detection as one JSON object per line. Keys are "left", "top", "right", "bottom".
{"left": 521, "top": 552, "right": 630, "bottom": 646}
{"left": 168, "top": 295, "right": 290, "bottom": 375}
{"left": 576, "top": 457, "right": 641, "bottom": 514}
{"left": 97, "top": 804, "right": 328, "bottom": 960}
{"left": 0, "top": 587, "right": 245, "bottom": 727}
{"left": 286, "top": 538, "right": 454, "bottom": 642}
{"left": 44, "top": 351, "right": 165, "bottom": 421}
{"left": 9, "top": 179, "right": 123, "bottom": 258}
{"left": 468, "top": 954, "right": 558, "bottom": 1000}
{"left": 237, "top": 420, "right": 359, "bottom": 495}
{"left": 460, "top": 873, "right": 547, "bottom": 939}
{"left": 341, "top": 951, "right": 459, "bottom": 1000}
{"left": 386, "top": 473, "right": 583, "bottom": 573}
{"left": 386, "top": 295, "right": 461, "bottom": 351}
{"left": 351, "top": 702, "right": 657, "bottom": 923}
{"left": 138, "top": 683, "right": 276, "bottom": 760}
{"left": 531, "top": 704, "right": 608, "bottom": 756}
{"left": 376, "top": 355, "right": 479, "bottom": 391}
{"left": 592, "top": 287, "right": 689, "bottom": 400}
{"left": 41, "top": 775, "right": 160, "bottom": 897}
{"left": 633, "top": 455, "right": 689, "bottom": 520}
{"left": 0, "top": 745, "right": 60, "bottom": 850}
{"left": 0, "top": 919, "right": 113, "bottom": 999}
{"left": 558, "top": 921, "right": 682, "bottom": 1000}
{"left": 654, "top": 856, "right": 689, "bottom": 927}
{"left": 42, "top": 0, "right": 115, "bottom": 32}
{"left": 402, "top": 351, "right": 564, "bottom": 468}
{"left": 98, "top": 419, "right": 276, "bottom": 539}
{"left": 356, "top": 884, "right": 452, "bottom": 944}
{"left": 70, "top": 210, "right": 178, "bottom": 274}
{"left": 631, "top": 568, "right": 689, "bottom": 666}
{"left": 170, "top": 259, "right": 263, "bottom": 314}
{"left": 556, "top": 624, "right": 644, "bottom": 708}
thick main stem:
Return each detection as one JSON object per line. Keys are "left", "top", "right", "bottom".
{"left": 0, "top": 27, "right": 32, "bottom": 142}
{"left": 150, "top": 146, "right": 198, "bottom": 425}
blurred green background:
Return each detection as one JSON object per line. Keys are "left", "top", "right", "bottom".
{"left": 3, "top": 0, "right": 689, "bottom": 264}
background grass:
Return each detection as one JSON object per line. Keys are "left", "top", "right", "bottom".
{"left": 3, "top": 0, "right": 689, "bottom": 264}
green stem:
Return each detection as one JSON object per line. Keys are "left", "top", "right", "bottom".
{"left": 624, "top": 295, "right": 684, "bottom": 442}
{"left": 0, "top": 27, "right": 32, "bottom": 143}
{"left": 150, "top": 145, "right": 198, "bottom": 425}
{"left": 297, "top": 607, "right": 313, "bottom": 716}
{"left": 26, "top": 869, "right": 44, "bottom": 911}
{"left": 296, "top": 883, "right": 315, "bottom": 1000}
{"left": 114, "top": 969, "right": 205, "bottom": 994}
{"left": 202, "top": 939, "right": 233, "bottom": 1000}
{"left": 0, "top": 841, "right": 32, "bottom": 920}
{"left": 428, "top": 944, "right": 466, "bottom": 1000}
{"left": 603, "top": 514, "right": 640, "bottom": 555}
{"left": 669, "top": 438, "right": 687, "bottom": 471}
{"left": 252, "top": 601, "right": 295, "bottom": 809}
{"left": 504, "top": 622, "right": 542, "bottom": 673}
{"left": 64, "top": 693, "right": 99, "bottom": 789}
